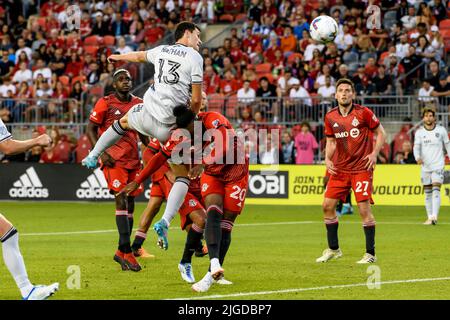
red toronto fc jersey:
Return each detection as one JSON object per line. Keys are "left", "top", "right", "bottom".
{"left": 161, "top": 112, "right": 248, "bottom": 182}
{"left": 324, "top": 104, "right": 380, "bottom": 173}
{"left": 89, "top": 94, "right": 142, "bottom": 170}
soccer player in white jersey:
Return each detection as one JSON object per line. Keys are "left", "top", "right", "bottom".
{"left": 0, "top": 119, "right": 59, "bottom": 300}
{"left": 82, "top": 21, "right": 203, "bottom": 250}
{"left": 413, "top": 108, "right": 450, "bottom": 225}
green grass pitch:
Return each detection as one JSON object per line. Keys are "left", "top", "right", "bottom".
{"left": 0, "top": 202, "right": 449, "bottom": 300}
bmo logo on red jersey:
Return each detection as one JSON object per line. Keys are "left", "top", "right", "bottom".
{"left": 248, "top": 171, "right": 288, "bottom": 198}
{"left": 334, "top": 128, "right": 360, "bottom": 139}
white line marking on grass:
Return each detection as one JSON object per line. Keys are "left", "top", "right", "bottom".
{"left": 20, "top": 220, "right": 449, "bottom": 236}
{"left": 168, "top": 276, "right": 450, "bottom": 300}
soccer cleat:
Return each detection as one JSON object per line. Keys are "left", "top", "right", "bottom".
{"left": 153, "top": 219, "right": 169, "bottom": 250}
{"left": 192, "top": 272, "right": 213, "bottom": 293}
{"left": 113, "top": 250, "right": 128, "bottom": 270}
{"left": 81, "top": 154, "right": 98, "bottom": 169}
{"left": 341, "top": 203, "right": 353, "bottom": 215}
{"left": 195, "top": 244, "right": 208, "bottom": 257}
{"left": 178, "top": 263, "right": 196, "bottom": 283}
{"left": 316, "top": 248, "right": 343, "bottom": 263}
{"left": 133, "top": 247, "right": 155, "bottom": 258}
{"left": 214, "top": 274, "right": 233, "bottom": 285}
{"left": 210, "top": 265, "right": 225, "bottom": 281}
{"left": 432, "top": 219, "right": 437, "bottom": 225}
{"left": 423, "top": 219, "right": 433, "bottom": 225}
{"left": 23, "top": 283, "right": 59, "bottom": 300}
{"left": 356, "top": 253, "right": 377, "bottom": 264}
{"left": 123, "top": 253, "right": 142, "bottom": 272}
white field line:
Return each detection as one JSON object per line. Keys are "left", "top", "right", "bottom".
{"left": 20, "top": 220, "right": 450, "bottom": 236}
{"left": 168, "top": 277, "right": 450, "bottom": 300}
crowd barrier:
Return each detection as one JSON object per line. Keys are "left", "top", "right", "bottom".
{"left": 0, "top": 163, "right": 449, "bottom": 206}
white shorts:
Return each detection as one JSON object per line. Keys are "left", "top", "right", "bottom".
{"left": 127, "top": 103, "right": 176, "bottom": 143}
{"left": 421, "top": 169, "right": 445, "bottom": 185}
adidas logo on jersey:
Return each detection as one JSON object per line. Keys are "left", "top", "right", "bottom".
{"left": 76, "top": 168, "right": 115, "bottom": 199}
{"left": 9, "top": 167, "right": 49, "bottom": 198}
{"left": 333, "top": 123, "right": 339, "bottom": 128}
{"left": 114, "top": 110, "right": 121, "bottom": 115}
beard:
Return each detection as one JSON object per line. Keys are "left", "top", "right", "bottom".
{"left": 339, "top": 100, "right": 352, "bottom": 108}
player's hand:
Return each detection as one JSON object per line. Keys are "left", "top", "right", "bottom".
{"left": 107, "top": 54, "right": 121, "bottom": 63}
{"left": 35, "top": 134, "right": 52, "bottom": 147}
{"left": 100, "top": 152, "right": 115, "bottom": 167}
{"left": 118, "top": 181, "right": 139, "bottom": 197}
{"left": 188, "top": 164, "right": 204, "bottom": 179}
{"left": 417, "top": 159, "right": 423, "bottom": 165}
{"left": 325, "top": 159, "right": 337, "bottom": 175}
{"left": 364, "top": 152, "right": 377, "bottom": 170}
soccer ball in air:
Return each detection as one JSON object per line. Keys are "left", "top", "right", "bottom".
{"left": 309, "top": 15, "right": 339, "bottom": 43}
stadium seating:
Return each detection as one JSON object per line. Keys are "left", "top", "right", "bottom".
{"left": 75, "top": 135, "right": 92, "bottom": 164}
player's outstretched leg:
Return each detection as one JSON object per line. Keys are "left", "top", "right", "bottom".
{"left": 179, "top": 223, "right": 204, "bottom": 283}
{"left": 0, "top": 215, "right": 59, "bottom": 300}
{"left": 154, "top": 176, "right": 191, "bottom": 250}
{"left": 82, "top": 117, "right": 129, "bottom": 169}
{"left": 317, "top": 198, "right": 342, "bottom": 263}
{"left": 214, "top": 217, "right": 234, "bottom": 285}
{"left": 205, "top": 204, "right": 225, "bottom": 280}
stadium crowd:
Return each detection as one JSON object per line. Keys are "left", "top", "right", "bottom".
{"left": 0, "top": 0, "right": 449, "bottom": 165}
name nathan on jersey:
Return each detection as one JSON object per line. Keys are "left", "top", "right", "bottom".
{"left": 161, "top": 46, "right": 187, "bottom": 58}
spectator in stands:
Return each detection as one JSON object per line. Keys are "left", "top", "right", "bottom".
{"left": 394, "top": 140, "right": 416, "bottom": 164}
{"left": 204, "top": 65, "right": 220, "bottom": 94}
{"left": 401, "top": 6, "right": 417, "bottom": 30}
{"left": 352, "top": 65, "right": 374, "bottom": 95}
{"left": 256, "top": 76, "right": 278, "bottom": 122}
{"left": 238, "top": 107, "right": 253, "bottom": 127}
{"left": 431, "top": 73, "right": 450, "bottom": 113}
{"left": 418, "top": 78, "right": 436, "bottom": 109}
{"left": 334, "top": 63, "right": 349, "bottom": 81}
{"left": 355, "top": 28, "right": 375, "bottom": 53}
{"left": 281, "top": 131, "right": 295, "bottom": 164}
{"left": 416, "top": 35, "right": 439, "bottom": 64}
{"left": 410, "top": 22, "right": 428, "bottom": 44}
{"left": 15, "top": 38, "right": 32, "bottom": 61}
{"left": 429, "top": 25, "right": 444, "bottom": 61}
{"left": 0, "top": 51, "right": 14, "bottom": 80}
{"left": 373, "top": 65, "right": 393, "bottom": 95}
{"left": 48, "top": 48, "right": 66, "bottom": 77}
{"left": 0, "top": 77, "right": 16, "bottom": 97}
{"left": 289, "top": 80, "right": 312, "bottom": 106}
{"left": 277, "top": 67, "right": 299, "bottom": 97}
{"left": 221, "top": 57, "right": 237, "bottom": 77}
{"left": 91, "top": 12, "right": 109, "bottom": 36}
{"left": 258, "top": 132, "right": 280, "bottom": 164}
{"left": 25, "top": 130, "right": 43, "bottom": 162}
{"left": 68, "top": 81, "right": 84, "bottom": 123}
{"left": 237, "top": 80, "right": 256, "bottom": 106}
{"left": 195, "top": 0, "right": 214, "bottom": 23}
{"left": 12, "top": 62, "right": 32, "bottom": 85}
{"left": 220, "top": 70, "right": 240, "bottom": 97}
{"left": 13, "top": 81, "right": 31, "bottom": 123}
{"left": 416, "top": 2, "right": 436, "bottom": 27}
{"left": 294, "top": 121, "right": 318, "bottom": 164}
{"left": 248, "top": 0, "right": 262, "bottom": 23}
{"left": 395, "top": 33, "right": 410, "bottom": 60}
{"left": 33, "top": 58, "right": 52, "bottom": 82}
{"left": 314, "top": 64, "right": 335, "bottom": 90}
{"left": 430, "top": 0, "right": 447, "bottom": 23}
{"left": 115, "top": 37, "right": 133, "bottom": 55}
{"left": 364, "top": 57, "right": 378, "bottom": 79}
{"left": 111, "top": 12, "right": 129, "bottom": 36}
{"left": 427, "top": 60, "right": 441, "bottom": 88}
{"left": 87, "top": 62, "right": 101, "bottom": 85}
{"left": 385, "top": 54, "right": 405, "bottom": 95}
{"left": 317, "top": 76, "right": 335, "bottom": 108}
{"left": 334, "top": 24, "right": 353, "bottom": 52}
{"left": 280, "top": 26, "right": 296, "bottom": 57}
{"left": 260, "top": 0, "right": 277, "bottom": 26}
{"left": 303, "top": 39, "right": 324, "bottom": 62}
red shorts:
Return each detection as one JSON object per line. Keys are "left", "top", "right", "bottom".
{"left": 324, "top": 171, "right": 374, "bottom": 204}
{"left": 150, "top": 177, "right": 205, "bottom": 230}
{"left": 102, "top": 166, "right": 143, "bottom": 197}
{"left": 200, "top": 173, "right": 249, "bottom": 214}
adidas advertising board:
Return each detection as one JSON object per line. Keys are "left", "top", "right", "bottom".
{"left": 76, "top": 168, "right": 115, "bottom": 199}
{"left": 9, "top": 167, "right": 49, "bottom": 198}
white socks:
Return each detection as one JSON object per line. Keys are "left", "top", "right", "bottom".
{"left": 89, "top": 121, "right": 125, "bottom": 158}
{"left": 432, "top": 186, "right": 441, "bottom": 220}
{"left": 1, "top": 230, "right": 34, "bottom": 298}
{"left": 425, "top": 188, "right": 433, "bottom": 219}
{"left": 162, "top": 177, "right": 190, "bottom": 226}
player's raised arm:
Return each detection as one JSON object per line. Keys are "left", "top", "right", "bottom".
{"left": 108, "top": 51, "right": 147, "bottom": 63}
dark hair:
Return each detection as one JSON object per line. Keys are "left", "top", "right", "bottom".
{"left": 422, "top": 107, "right": 435, "bottom": 118}
{"left": 174, "top": 21, "right": 200, "bottom": 41}
{"left": 335, "top": 78, "right": 355, "bottom": 92}
{"left": 173, "top": 105, "right": 195, "bottom": 128}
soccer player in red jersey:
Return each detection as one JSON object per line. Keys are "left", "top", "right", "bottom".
{"left": 128, "top": 138, "right": 208, "bottom": 283}
{"left": 122, "top": 105, "right": 249, "bottom": 291}
{"left": 86, "top": 69, "right": 144, "bottom": 272}
{"left": 317, "top": 78, "right": 386, "bottom": 264}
